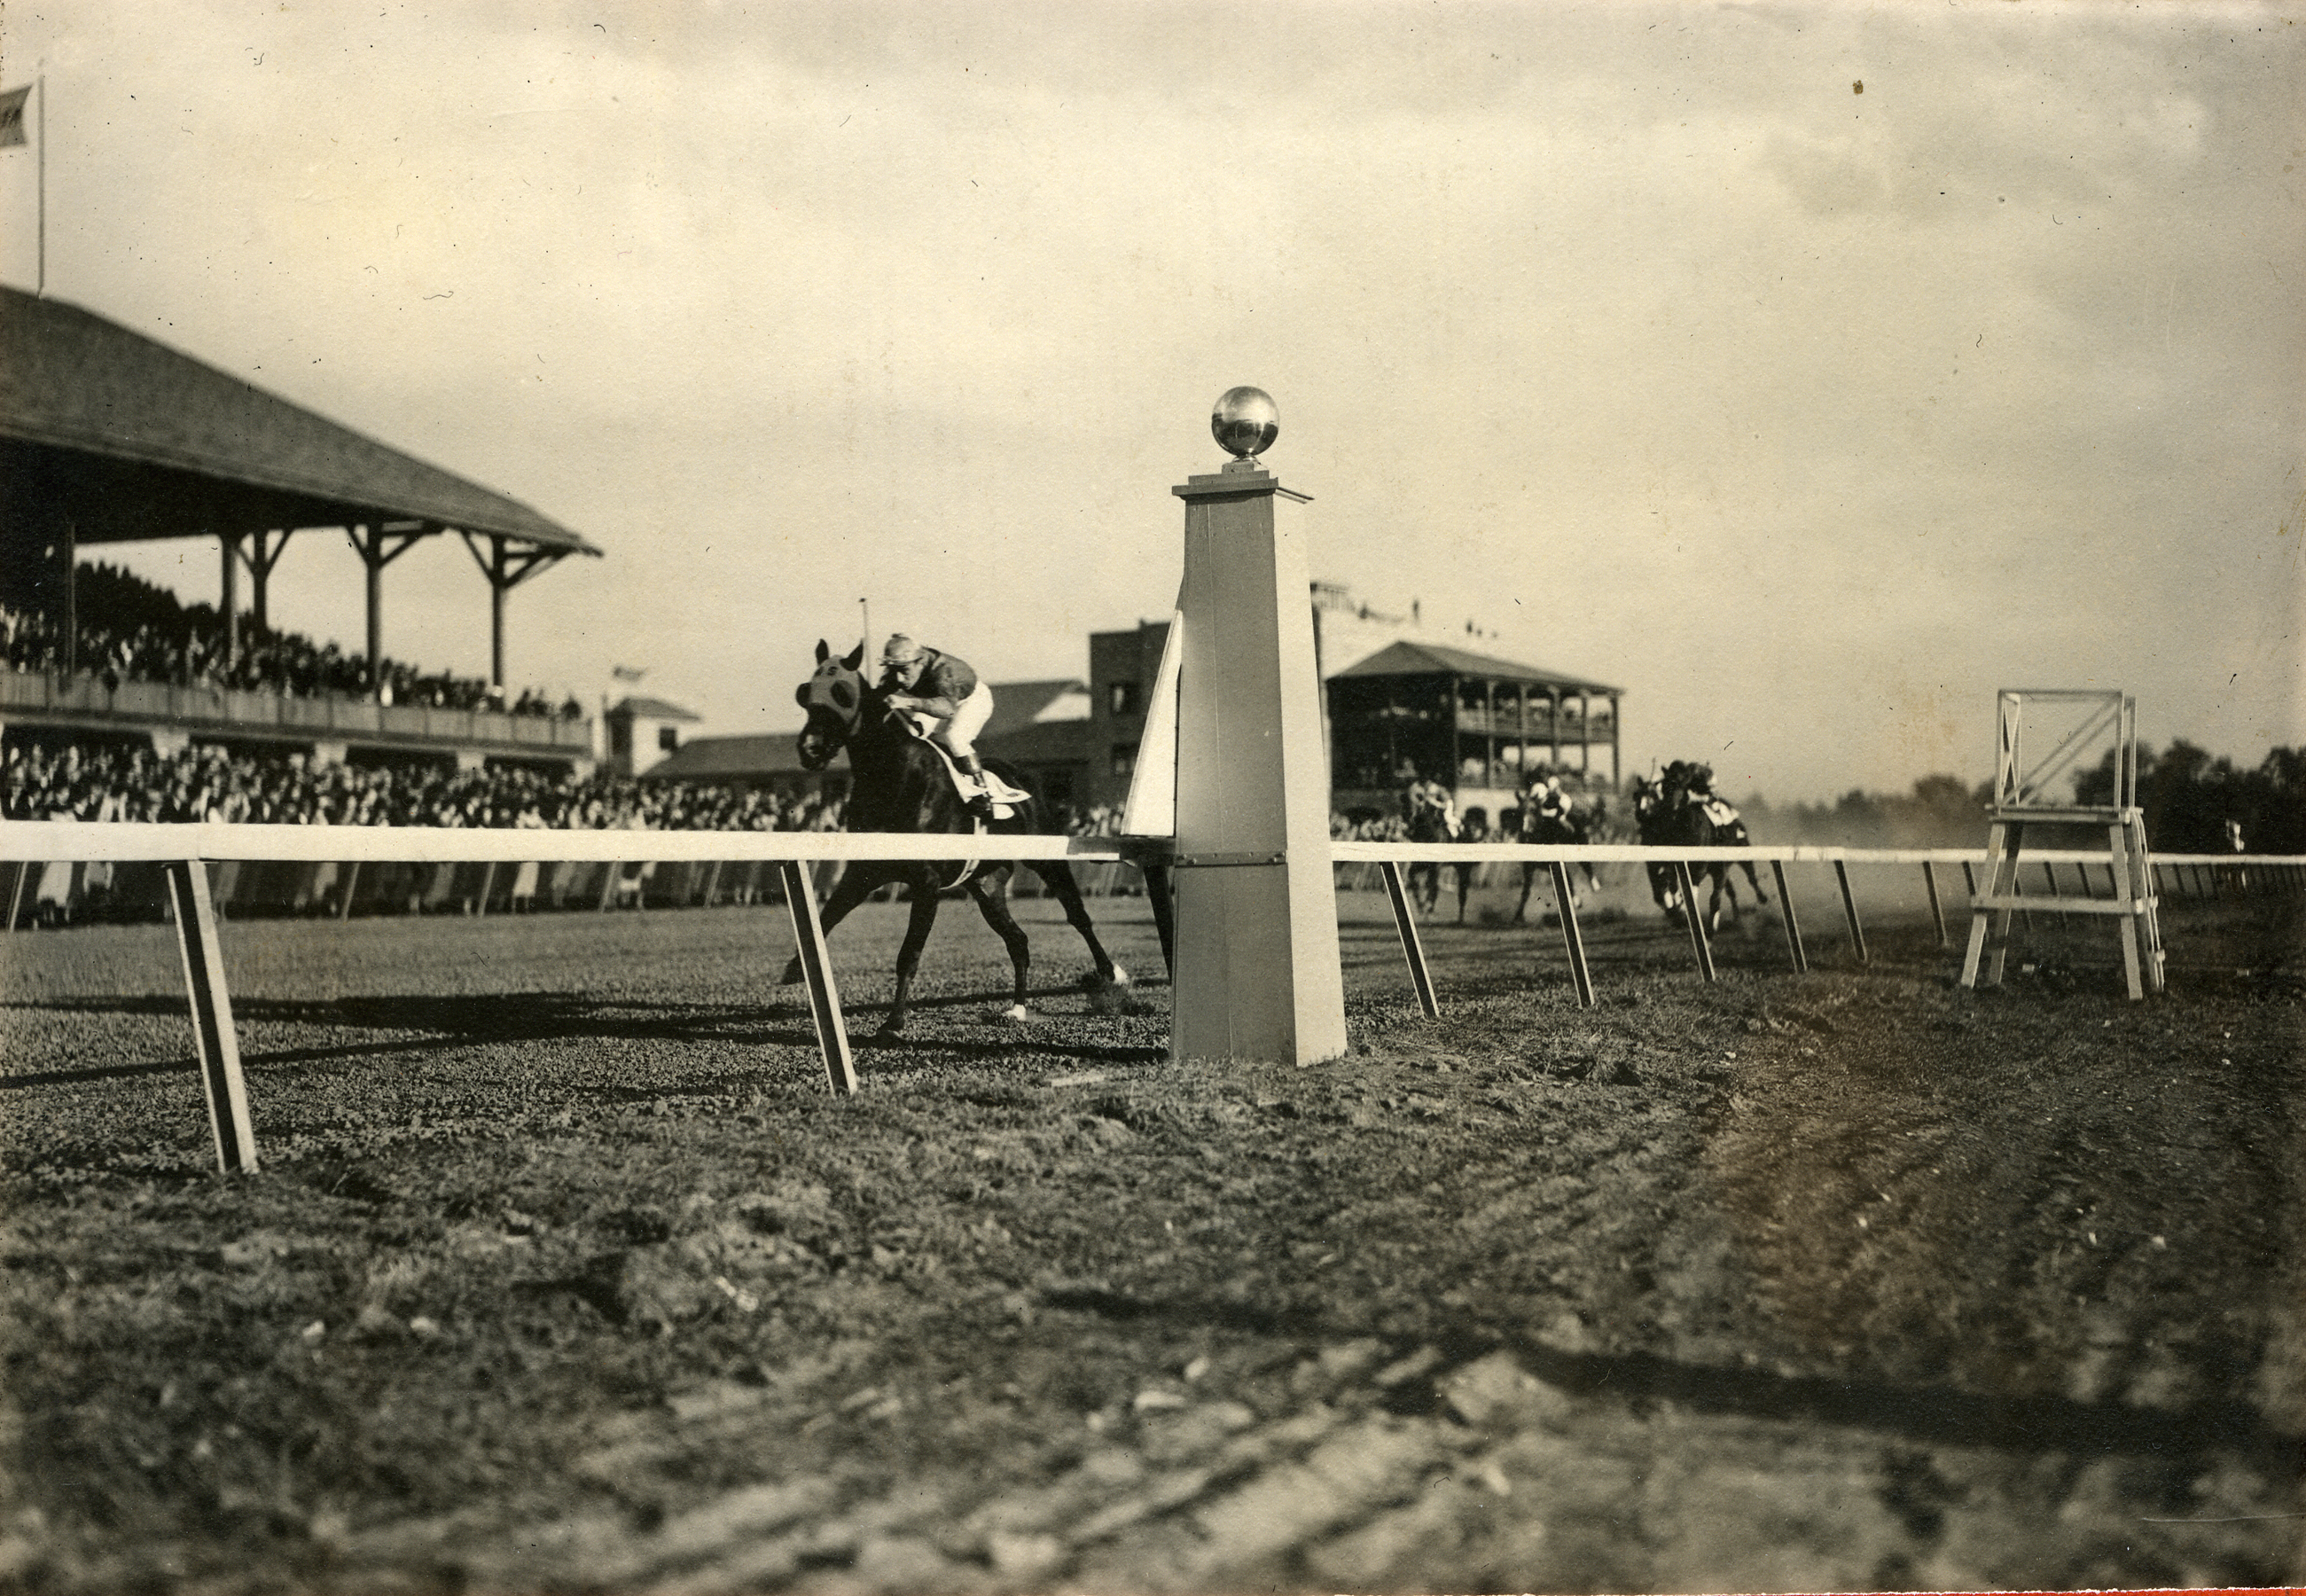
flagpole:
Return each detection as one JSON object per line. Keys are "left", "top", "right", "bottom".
{"left": 35, "top": 74, "right": 44, "bottom": 299}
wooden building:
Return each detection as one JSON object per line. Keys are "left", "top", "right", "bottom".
{"left": 1325, "top": 641, "right": 1621, "bottom": 821}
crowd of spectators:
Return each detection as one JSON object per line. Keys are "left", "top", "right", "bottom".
{"left": 2, "top": 741, "right": 845, "bottom": 833}
{"left": 2, "top": 562, "right": 582, "bottom": 718}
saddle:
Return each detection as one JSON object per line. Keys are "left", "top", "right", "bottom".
{"left": 900, "top": 713, "right": 1029, "bottom": 821}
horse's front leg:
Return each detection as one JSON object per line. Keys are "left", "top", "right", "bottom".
{"left": 881, "top": 872, "right": 943, "bottom": 1033}
{"left": 1031, "top": 862, "right": 1122, "bottom": 985}
{"left": 778, "top": 862, "right": 889, "bottom": 983}
{"left": 968, "top": 872, "right": 1036, "bottom": 1020}
{"left": 1514, "top": 863, "right": 1536, "bottom": 923}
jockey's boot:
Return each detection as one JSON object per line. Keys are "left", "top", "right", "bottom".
{"left": 958, "top": 754, "right": 997, "bottom": 825}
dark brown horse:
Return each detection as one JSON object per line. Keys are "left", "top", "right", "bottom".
{"left": 1403, "top": 786, "right": 1456, "bottom": 917}
{"left": 1642, "top": 763, "right": 1768, "bottom": 932}
{"left": 1513, "top": 795, "right": 1606, "bottom": 923}
{"left": 778, "top": 640, "right": 1129, "bottom": 1033}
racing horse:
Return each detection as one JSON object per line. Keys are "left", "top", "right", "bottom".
{"left": 1512, "top": 794, "right": 1608, "bottom": 923}
{"left": 778, "top": 640, "right": 1134, "bottom": 1033}
{"left": 1639, "top": 763, "right": 1768, "bottom": 932}
{"left": 1403, "top": 784, "right": 1457, "bottom": 917}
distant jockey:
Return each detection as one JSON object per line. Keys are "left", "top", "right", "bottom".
{"left": 1682, "top": 762, "right": 1744, "bottom": 832}
{"left": 1523, "top": 772, "right": 1570, "bottom": 825}
{"left": 1404, "top": 776, "right": 1457, "bottom": 833}
{"left": 879, "top": 634, "right": 997, "bottom": 823}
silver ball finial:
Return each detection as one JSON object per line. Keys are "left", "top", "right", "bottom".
{"left": 1211, "top": 387, "right": 1278, "bottom": 463}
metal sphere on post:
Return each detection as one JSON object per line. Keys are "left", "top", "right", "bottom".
{"left": 1168, "top": 387, "right": 1349, "bottom": 1066}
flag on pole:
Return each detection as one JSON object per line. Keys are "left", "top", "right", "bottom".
{"left": 0, "top": 85, "right": 29, "bottom": 148}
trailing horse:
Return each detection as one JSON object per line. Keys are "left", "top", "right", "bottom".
{"left": 1512, "top": 795, "right": 1607, "bottom": 923}
{"left": 1403, "top": 786, "right": 1456, "bottom": 918}
{"left": 778, "top": 640, "right": 1134, "bottom": 1034}
{"left": 1638, "top": 763, "right": 1768, "bottom": 933}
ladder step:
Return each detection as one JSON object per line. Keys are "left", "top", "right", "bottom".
{"left": 1971, "top": 896, "right": 2151, "bottom": 917}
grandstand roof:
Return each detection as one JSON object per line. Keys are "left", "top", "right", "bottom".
{"left": 0, "top": 286, "right": 599, "bottom": 555}
{"left": 1332, "top": 640, "right": 1621, "bottom": 696}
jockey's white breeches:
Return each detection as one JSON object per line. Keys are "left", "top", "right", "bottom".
{"left": 932, "top": 681, "right": 996, "bottom": 761}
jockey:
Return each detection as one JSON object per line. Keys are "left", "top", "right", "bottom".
{"left": 879, "top": 634, "right": 998, "bottom": 822}
{"left": 1403, "top": 776, "right": 1456, "bottom": 832}
{"left": 1523, "top": 772, "right": 1569, "bottom": 825}
{"left": 1682, "top": 763, "right": 1742, "bottom": 830}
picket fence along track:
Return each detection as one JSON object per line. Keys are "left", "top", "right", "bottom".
{"left": 0, "top": 821, "right": 2297, "bottom": 1175}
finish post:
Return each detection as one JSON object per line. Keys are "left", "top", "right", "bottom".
{"left": 1167, "top": 389, "right": 1349, "bottom": 1067}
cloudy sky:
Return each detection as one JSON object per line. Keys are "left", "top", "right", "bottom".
{"left": 2, "top": 0, "right": 2298, "bottom": 802}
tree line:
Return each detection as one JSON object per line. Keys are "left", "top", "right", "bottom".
{"left": 1734, "top": 742, "right": 2302, "bottom": 854}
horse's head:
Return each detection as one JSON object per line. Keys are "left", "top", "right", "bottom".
{"left": 793, "top": 639, "right": 873, "bottom": 771}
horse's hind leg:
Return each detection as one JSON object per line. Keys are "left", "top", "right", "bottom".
{"left": 1029, "top": 862, "right": 1123, "bottom": 986}
{"left": 968, "top": 872, "right": 1036, "bottom": 1018}
{"left": 1514, "top": 864, "right": 1536, "bottom": 924}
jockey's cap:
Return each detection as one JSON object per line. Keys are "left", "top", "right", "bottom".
{"left": 881, "top": 635, "right": 924, "bottom": 665}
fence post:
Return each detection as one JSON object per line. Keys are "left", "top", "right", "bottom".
{"left": 1833, "top": 858, "right": 1868, "bottom": 965}
{"left": 1545, "top": 861, "right": 1596, "bottom": 1006}
{"left": 1921, "top": 861, "right": 1947, "bottom": 947}
{"left": 1672, "top": 862, "right": 1716, "bottom": 982}
{"left": 163, "top": 858, "right": 258, "bottom": 1174}
{"left": 1771, "top": 860, "right": 1807, "bottom": 972}
{"left": 777, "top": 859, "right": 857, "bottom": 1094}
{"left": 1379, "top": 862, "right": 1440, "bottom": 1018}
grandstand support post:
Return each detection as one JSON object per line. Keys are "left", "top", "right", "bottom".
{"left": 231, "top": 529, "right": 295, "bottom": 638}
{"left": 1770, "top": 860, "right": 1807, "bottom": 972}
{"left": 1546, "top": 861, "right": 1597, "bottom": 1006}
{"left": 1673, "top": 862, "right": 1717, "bottom": 982}
{"left": 162, "top": 859, "right": 258, "bottom": 1174}
{"left": 219, "top": 530, "right": 238, "bottom": 670}
{"left": 776, "top": 860, "right": 857, "bottom": 1095}
{"left": 1922, "top": 861, "right": 1947, "bottom": 947}
{"left": 1833, "top": 858, "right": 1868, "bottom": 964}
{"left": 349, "top": 521, "right": 430, "bottom": 698}
{"left": 1169, "top": 431, "right": 1349, "bottom": 1068}
{"left": 1379, "top": 863, "right": 1440, "bottom": 1017}
{"left": 458, "top": 532, "right": 568, "bottom": 693}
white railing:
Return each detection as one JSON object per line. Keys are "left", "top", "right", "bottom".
{"left": 3, "top": 819, "right": 2296, "bottom": 1176}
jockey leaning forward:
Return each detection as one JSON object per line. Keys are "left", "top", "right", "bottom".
{"left": 879, "top": 634, "right": 998, "bottom": 823}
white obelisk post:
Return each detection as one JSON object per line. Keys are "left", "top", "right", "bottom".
{"left": 1168, "top": 388, "right": 1348, "bottom": 1066}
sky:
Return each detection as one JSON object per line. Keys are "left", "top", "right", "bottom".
{"left": 1, "top": 0, "right": 2299, "bottom": 803}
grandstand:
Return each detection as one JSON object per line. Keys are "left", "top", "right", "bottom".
{"left": 0, "top": 286, "right": 601, "bottom": 771}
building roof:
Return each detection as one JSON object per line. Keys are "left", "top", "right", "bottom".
{"left": 1332, "top": 639, "right": 1622, "bottom": 696}
{"left": 979, "top": 678, "right": 1090, "bottom": 740}
{"left": 607, "top": 695, "right": 702, "bottom": 723}
{"left": 0, "top": 287, "right": 600, "bottom": 554}
{"left": 644, "top": 732, "right": 807, "bottom": 781}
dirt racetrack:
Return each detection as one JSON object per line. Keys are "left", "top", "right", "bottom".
{"left": 1, "top": 864, "right": 2301, "bottom": 1593}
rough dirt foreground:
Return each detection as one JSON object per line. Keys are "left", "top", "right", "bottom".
{"left": 1, "top": 895, "right": 2302, "bottom": 1593}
